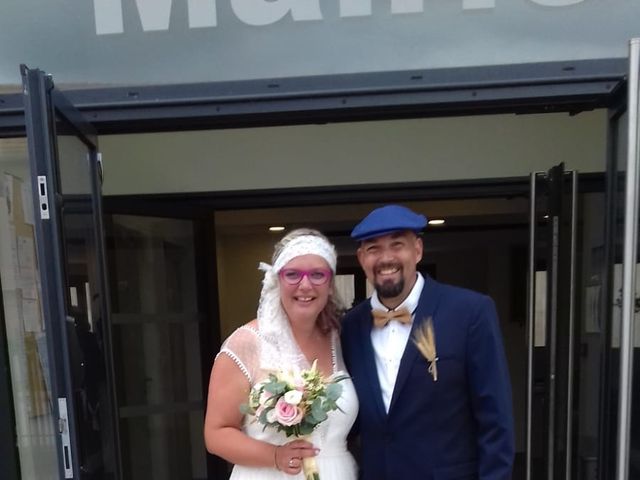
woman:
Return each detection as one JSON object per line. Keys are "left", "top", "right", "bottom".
{"left": 204, "top": 228, "right": 358, "bottom": 479}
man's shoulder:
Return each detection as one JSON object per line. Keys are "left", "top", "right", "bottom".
{"left": 425, "top": 277, "right": 491, "bottom": 307}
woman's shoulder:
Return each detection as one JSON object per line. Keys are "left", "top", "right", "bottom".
{"left": 221, "top": 320, "right": 260, "bottom": 347}
{"left": 216, "top": 321, "right": 261, "bottom": 383}
{"left": 244, "top": 319, "right": 258, "bottom": 331}
{"left": 233, "top": 319, "right": 259, "bottom": 335}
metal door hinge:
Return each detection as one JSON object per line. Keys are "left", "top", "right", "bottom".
{"left": 58, "top": 397, "right": 74, "bottom": 478}
{"left": 37, "top": 176, "right": 50, "bottom": 220}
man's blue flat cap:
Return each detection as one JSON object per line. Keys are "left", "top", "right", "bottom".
{"left": 351, "top": 205, "right": 427, "bottom": 241}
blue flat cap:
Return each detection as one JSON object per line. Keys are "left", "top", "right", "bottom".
{"left": 351, "top": 205, "right": 427, "bottom": 241}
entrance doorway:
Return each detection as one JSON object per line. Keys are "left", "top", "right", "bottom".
{"left": 7, "top": 63, "right": 629, "bottom": 480}
{"left": 207, "top": 174, "right": 607, "bottom": 480}
{"left": 213, "top": 195, "right": 531, "bottom": 478}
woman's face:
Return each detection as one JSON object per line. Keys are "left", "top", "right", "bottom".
{"left": 278, "top": 254, "right": 332, "bottom": 323}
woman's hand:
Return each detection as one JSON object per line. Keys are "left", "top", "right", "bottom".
{"left": 274, "top": 439, "right": 318, "bottom": 475}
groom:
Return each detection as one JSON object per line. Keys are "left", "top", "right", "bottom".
{"left": 341, "top": 205, "right": 514, "bottom": 480}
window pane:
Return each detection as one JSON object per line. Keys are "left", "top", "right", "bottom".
{"left": 0, "top": 138, "right": 60, "bottom": 479}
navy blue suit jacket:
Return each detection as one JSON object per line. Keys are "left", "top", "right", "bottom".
{"left": 341, "top": 276, "right": 514, "bottom": 480}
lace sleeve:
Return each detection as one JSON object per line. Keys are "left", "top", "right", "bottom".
{"left": 215, "top": 325, "right": 260, "bottom": 385}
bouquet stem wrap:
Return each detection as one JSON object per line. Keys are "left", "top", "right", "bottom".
{"left": 302, "top": 455, "right": 319, "bottom": 480}
{"left": 301, "top": 435, "right": 320, "bottom": 480}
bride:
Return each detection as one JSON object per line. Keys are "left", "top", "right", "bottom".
{"left": 204, "top": 229, "right": 358, "bottom": 479}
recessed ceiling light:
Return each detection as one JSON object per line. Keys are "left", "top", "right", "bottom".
{"left": 269, "top": 226, "right": 285, "bottom": 232}
{"left": 428, "top": 219, "right": 445, "bottom": 226}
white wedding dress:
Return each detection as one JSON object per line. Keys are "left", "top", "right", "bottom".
{"left": 219, "top": 325, "right": 358, "bottom": 480}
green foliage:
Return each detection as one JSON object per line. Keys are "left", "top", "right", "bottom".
{"left": 240, "top": 362, "right": 351, "bottom": 439}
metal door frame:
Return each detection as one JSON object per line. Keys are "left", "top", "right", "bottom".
{"left": 0, "top": 58, "right": 627, "bottom": 137}
{"left": 616, "top": 38, "right": 640, "bottom": 480}
{"left": 21, "top": 66, "right": 122, "bottom": 479}
{"left": 526, "top": 165, "right": 578, "bottom": 480}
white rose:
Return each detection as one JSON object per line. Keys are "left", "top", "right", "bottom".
{"left": 284, "top": 390, "right": 303, "bottom": 405}
{"left": 266, "top": 408, "right": 277, "bottom": 423}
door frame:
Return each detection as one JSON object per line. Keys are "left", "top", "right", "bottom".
{"left": 0, "top": 57, "right": 627, "bottom": 137}
{"left": 614, "top": 38, "right": 640, "bottom": 480}
{"left": 21, "top": 66, "right": 122, "bottom": 479}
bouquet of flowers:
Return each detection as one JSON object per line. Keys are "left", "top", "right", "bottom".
{"left": 241, "top": 360, "right": 348, "bottom": 480}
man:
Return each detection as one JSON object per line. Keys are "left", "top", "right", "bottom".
{"left": 341, "top": 204, "right": 514, "bottom": 480}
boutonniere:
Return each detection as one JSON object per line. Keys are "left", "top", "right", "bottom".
{"left": 413, "top": 317, "right": 438, "bottom": 382}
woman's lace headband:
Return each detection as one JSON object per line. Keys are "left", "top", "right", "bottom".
{"left": 260, "top": 235, "right": 337, "bottom": 275}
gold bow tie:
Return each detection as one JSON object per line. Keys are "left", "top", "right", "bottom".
{"left": 372, "top": 308, "right": 413, "bottom": 328}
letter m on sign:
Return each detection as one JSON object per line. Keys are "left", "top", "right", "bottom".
{"left": 94, "top": 0, "right": 218, "bottom": 35}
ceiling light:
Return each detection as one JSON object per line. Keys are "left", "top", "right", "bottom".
{"left": 428, "top": 219, "right": 445, "bottom": 226}
{"left": 269, "top": 226, "right": 285, "bottom": 232}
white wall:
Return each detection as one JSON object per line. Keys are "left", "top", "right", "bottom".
{"left": 101, "top": 110, "right": 607, "bottom": 195}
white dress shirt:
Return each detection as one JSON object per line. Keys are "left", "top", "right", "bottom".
{"left": 370, "top": 273, "right": 425, "bottom": 412}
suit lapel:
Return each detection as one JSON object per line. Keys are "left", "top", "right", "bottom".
{"left": 358, "top": 301, "right": 388, "bottom": 421}
{"left": 388, "top": 276, "right": 442, "bottom": 413}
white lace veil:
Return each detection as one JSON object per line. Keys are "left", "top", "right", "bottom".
{"left": 256, "top": 234, "right": 337, "bottom": 371}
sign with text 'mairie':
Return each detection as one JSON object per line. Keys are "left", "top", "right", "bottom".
{"left": 1, "top": 0, "right": 639, "bottom": 88}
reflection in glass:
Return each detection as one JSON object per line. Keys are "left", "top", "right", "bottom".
{"left": 0, "top": 138, "right": 59, "bottom": 478}
{"left": 107, "top": 215, "right": 206, "bottom": 480}
{"left": 57, "top": 130, "right": 117, "bottom": 478}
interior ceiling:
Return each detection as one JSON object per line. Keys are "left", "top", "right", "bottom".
{"left": 214, "top": 197, "right": 529, "bottom": 237}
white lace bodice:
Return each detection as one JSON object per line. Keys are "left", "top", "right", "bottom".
{"left": 217, "top": 326, "right": 358, "bottom": 479}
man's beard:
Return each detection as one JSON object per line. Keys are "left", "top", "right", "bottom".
{"left": 375, "top": 278, "right": 405, "bottom": 299}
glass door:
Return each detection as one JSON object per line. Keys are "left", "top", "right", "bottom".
{"left": 527, "top": 164, "right": 578, "bottom": 480}
{"left": 104, "top": 214, "right": 210, "bottom": 480}
{"left": 526, "top": 163, "right": 614, "bottom": 480}
{"left": 21, "top": 66, "right": 120, "bottom": 479}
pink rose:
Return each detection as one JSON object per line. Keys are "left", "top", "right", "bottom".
{"left": 275, "top": 397, "right": 304, "bottom": 426}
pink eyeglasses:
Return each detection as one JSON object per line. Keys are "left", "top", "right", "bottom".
{"left": 278, "top": 268, "right": 333, "bottom": 286}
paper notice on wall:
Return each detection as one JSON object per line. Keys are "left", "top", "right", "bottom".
{"left": 611, "top": 263, "right": 640, "bottom": 348}
{"left": 22, "top": 296, "right": 42, "bottom": 333}
{"left": 3, "top": 173, "right": 14, "bottom": 221}
{"left": 21, "top": 181, "right": 34, "bottom": 226}
{"left": 35, "top": 333, "right": 52, "bottom": 411}
{"left": 24, "top": 332, "right": 49, "bottom": 417}
{"left": 335, "top": 274, "right": 355, "bottom": 310}
{"left": 0, "top": 212, "right": 18, "bottom": 291}
{"left": 17, "top": 235, "right": 36, "bottom": 281}
{"left": 69, "top": 286, "right": 78, "bottom": 307}
{"left": 0, "top": 197, "right": 16, "bottom": 289}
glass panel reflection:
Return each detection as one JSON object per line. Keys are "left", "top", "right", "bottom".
{"left": 57, "top": 128, "right": 117, "bottom": 478}
{"left": 0, "top": 138, "right": 60, "bottom": 479}
{"left": 107, "top": 214, "right": 205, "bottom": 480}
{"left": 121, "top": 412, "right": 206, "bottom": 480}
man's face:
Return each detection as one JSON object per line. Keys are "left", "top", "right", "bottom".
{"left": 357, "top": 231, "right": 423, "bottom": 307}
